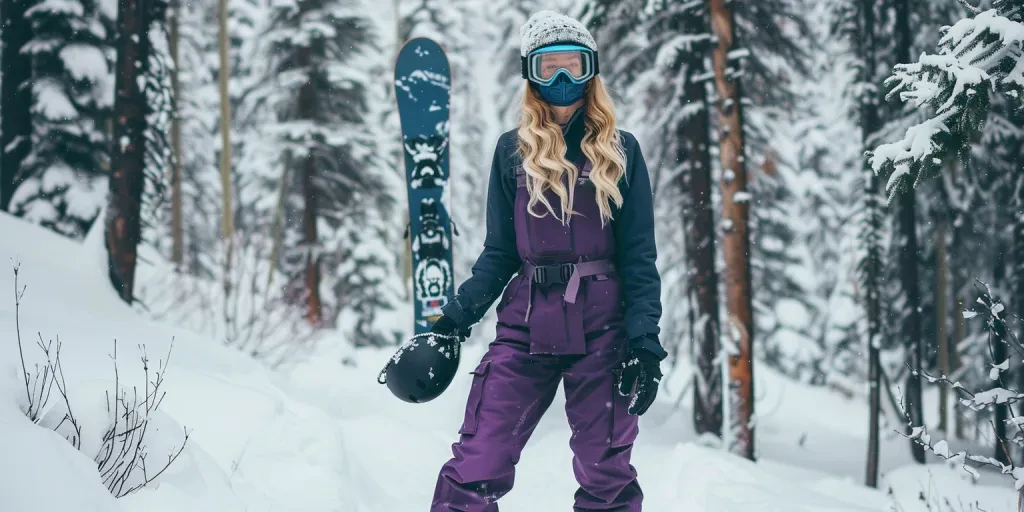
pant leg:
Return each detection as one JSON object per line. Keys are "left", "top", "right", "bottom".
{"left": 562, "top": 328, "right": 643, "bottom": 512}
{"left": 432, "top": 328, "right": 562, "bottom": 512}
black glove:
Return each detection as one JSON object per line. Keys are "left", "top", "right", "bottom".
{"left": 430, "top": 315, "right": 468, "bottom": 341}
{"left": 616, "top": 347, "right": 662, "bottom": 416}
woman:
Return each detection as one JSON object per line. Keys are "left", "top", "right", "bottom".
{"left": 428, "top": 10, "right": 666, "bottom": 512}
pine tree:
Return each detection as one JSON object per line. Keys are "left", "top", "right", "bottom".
{"left": 168, "top": 0, "right": 184, "bottom": 268}
{"left": 487, "top": 0, "right": 541, "bottom": 127}
{"left": 245, "top": 0, "right": 393, "bottom": 336}
{"left": 107, "top": 0, "right": 170, "bottom": 303}
{"left": 708, "top": 0, "right": 756, "bottom": 461}
{"left": 172, "top": 0, "right": 220, "bottom": 279}
{"left": 731, "top": 0, "right": 817, "bottom": 380}
{"left": 626, "top": 0, "right": 724, "bottom": 440}
{"left": 832, "top": 0, "right": 890, "bottom": 485}
{"left": 133, "top": 0, "right": 222, "bottom": 337}
{"left": 787, "top": 0, "right": 863, "bottom": 388}
{"left": 1, "top": 0, "right": 34, "bottom": 212}
{"left": 11, "top": 0, "right": 115, "bottom": 239}
{"left": 870, "top": 0, "right": 1024, "bottom": 467}
{"left": 869, "top": 2, "right": 1024, "bottom": 191}
{"left": 672, "top": 2, "right": 723, "bottom": 442}
{"left": 889, "top": 0, "right": 927, "bottom": 465}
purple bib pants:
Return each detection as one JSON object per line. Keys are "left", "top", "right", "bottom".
{"left": 431, "top": 162, "right": 643, "bottom": 511}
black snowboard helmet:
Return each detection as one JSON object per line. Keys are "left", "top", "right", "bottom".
{"left": 378, "top": 332, "right": 462, "bottom": 403}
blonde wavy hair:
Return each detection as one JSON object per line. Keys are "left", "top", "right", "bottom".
{"left": 516, "top": 76, "right": 626, "bottom": 226}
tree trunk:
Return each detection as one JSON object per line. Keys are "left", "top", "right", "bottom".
{"left": 1, "top": 0, "right": 33, "bottom": 211}
{"left": 395, "top": 0, "right": 412, "bottom": 301}
{"left": 106, "top": 0, "right": 153, "bottom": 303}
{"left": 302, "top": 154, "right": 323, "bottom": 327}
{"left": 950, "top": 163, "right": 966, "bottom": 441}
{"left": 1016, "top": 172, "right": 1024, "bottom": 464}
{"left": 936, "top": 219, "right": 949, "bottom": 433}
{"left": 952, "top": 293, "right": 965, "bottom": 439}
{"left": 679, "top": 10, "right": 722, "bottom": 440}
{"left": 894, "top": 0, "right": 926, "bottom": 464}
{"left": 899, "top": 185, "right": 926, "bottom": 463}
{"left": 169, "top": 0, "right": 184, "bottom": 269}
{"left": 708, "top": 0, "right": 754, "bottom": 460}
{"left": 218, "top": 0, "right": 234, "bottom": 301}
{"left": 1012, "top": 129, "right": 1024, "bottom": 465}
{"left": 864, "top": 204, "right": 883, "bottom": 482}
{"left": 993, "top": 245, "right": 1009, "bottom": 465}
{"left": 297, "top": 46, "right": 322, "bottom": 327}
{"left": 265, "top": 159, "right": 290, "bottom": 291}
{"left": 860, "top": 0, "right": 884, "bottom": 487}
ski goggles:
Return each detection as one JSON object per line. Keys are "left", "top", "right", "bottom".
{"left": 522, "top": 44, "right": 599, "bottom": 86}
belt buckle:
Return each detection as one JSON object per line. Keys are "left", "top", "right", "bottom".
{"left": 532, "top": 263, "right": 573, "bottom": 288}
{"left": 532, "top": 265, "right": 548, "bottom": 285}
{"left": 558, "top": 263, "right": 573, "bottom": 283}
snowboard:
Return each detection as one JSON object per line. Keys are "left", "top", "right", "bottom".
{"left": 394, "top": 37, "right": 455, "bottom": 335}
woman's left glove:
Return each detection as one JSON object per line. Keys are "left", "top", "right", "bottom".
{"left": 616, "top": 347, "right": 662, "bottom": 416}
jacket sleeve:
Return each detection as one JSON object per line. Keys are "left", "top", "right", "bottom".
{"left": 614, "top": 132, "right": 667, "bottom": 360}
{"left": 440, "top": 134, "right": 521, "bottom": 331}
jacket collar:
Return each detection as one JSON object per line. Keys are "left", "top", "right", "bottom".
{"left": 562, "top": 104, "right": 587, "bottom": 165}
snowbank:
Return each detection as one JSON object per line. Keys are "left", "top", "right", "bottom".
{"left": 1, "top": 212, "right": 1018, "bottom": 511}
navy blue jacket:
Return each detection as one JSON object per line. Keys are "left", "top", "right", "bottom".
{"left": 440, "top": 108, "right": 666, "bottom": 360}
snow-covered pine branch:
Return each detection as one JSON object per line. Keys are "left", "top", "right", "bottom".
{"left": 903, "top": 278, "right": 1024, "bottom": 495}
{"left": 868, "top": 6, "right": 1024, "bottom": 202}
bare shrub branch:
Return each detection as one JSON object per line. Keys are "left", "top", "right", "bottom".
{"left": 9, "top": 264, "right": 189, "bottom": 497}
{"left": 95, "top": 338, "right": 188, "bottom": 498}
{"left": 36, "top": 333, "right": 82, "bottom": 449}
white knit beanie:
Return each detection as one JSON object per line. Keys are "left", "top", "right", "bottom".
{"left": 519, "top": 10, "right": 598, "bottom": 57}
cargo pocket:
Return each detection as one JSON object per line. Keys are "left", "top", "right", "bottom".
{"left": 609, "top": 368, "right": 640, "bottom": 448}
{"left": 459, "top": 360, "right": 491, "bottom": 435}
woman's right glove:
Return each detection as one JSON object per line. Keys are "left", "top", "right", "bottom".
{"left": 616, "top": 347, "right": 662, "bottom": 416}
{"left": 430, "top": 315, "right": 469, "bottom": 341}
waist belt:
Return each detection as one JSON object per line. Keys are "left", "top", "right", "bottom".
{"left": 521, "top": 258, "right": 616, "bottom": 322}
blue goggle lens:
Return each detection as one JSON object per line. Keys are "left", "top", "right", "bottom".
{"left": 527, "top": 45, "right": 594, "bottom": 85}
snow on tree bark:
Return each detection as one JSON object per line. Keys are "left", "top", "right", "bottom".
{"left": 708, "top": 0, "right": 755, "bottom": 461}
{"left": 1, "top": 0, "right": 33, "bottom": 212}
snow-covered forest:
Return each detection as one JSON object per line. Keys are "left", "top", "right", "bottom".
{"left": 0, "top": 0, "right": 1022, "bottom": 510}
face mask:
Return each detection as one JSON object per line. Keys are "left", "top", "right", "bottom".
{"left": 533, "top": 74, "right": 587, "bottom": 106}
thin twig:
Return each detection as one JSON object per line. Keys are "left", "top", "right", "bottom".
{"left": 13, "top": 263, "right": 33, "bottom": 414}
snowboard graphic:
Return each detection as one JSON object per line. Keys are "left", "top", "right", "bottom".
{"left": 395, "top": 37, "right": 454, "bottom": 335}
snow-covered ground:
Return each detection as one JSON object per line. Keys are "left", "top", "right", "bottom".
{"left": 0, "top": 212, "right": 1016, "bottom": 511}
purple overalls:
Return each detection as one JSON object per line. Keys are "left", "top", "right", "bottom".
{"left": 431, "top": 161, "right": 642, "bottom": 511}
